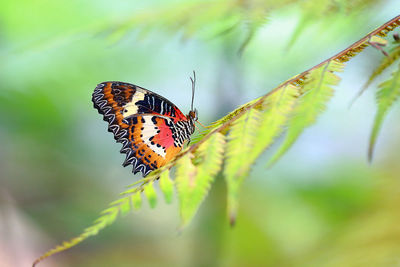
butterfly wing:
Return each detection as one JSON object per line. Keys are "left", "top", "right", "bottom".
{"left": 92, "top": 81, "right": 192, "bottom": 176}
{"left": 93, "top": 81, "right": 187, "bottom": 127}
{"left": 120, "top": 115, "right": 185, "bottom": 175}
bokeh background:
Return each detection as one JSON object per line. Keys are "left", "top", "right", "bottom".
{"left": 1, "top": 0, "right": 400, "bottom": 266}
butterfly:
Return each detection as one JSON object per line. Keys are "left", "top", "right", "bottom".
{"left": 92, "top": 74, "right": 198, "bottom": 177}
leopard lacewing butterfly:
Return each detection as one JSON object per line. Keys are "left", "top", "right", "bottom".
{"left": 92, "top": 74, "right": 198, "bottom": 176}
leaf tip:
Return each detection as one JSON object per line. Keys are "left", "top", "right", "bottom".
{"left": 229, "top": 213, "right": 237, "bottom": 227}
{"left": 32, "top": 259, "right": 40, "bottom": 267}
{"left": 368, "top": 144, "right": 375, "bottom": 164}
{"left": 32, "top": 251, "right": 51, "bottom": 267}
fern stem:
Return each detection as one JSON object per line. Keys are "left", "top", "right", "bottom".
{"left": 176, "top": 15, "right": 400, "bottom": 164}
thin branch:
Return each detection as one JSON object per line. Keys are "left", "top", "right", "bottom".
{"left": 177, "top": 15, "right": 400, "bottom": 160}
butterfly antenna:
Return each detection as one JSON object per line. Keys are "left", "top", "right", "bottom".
{"left": 190, "top": 71, "right": 196, "bottom": 111}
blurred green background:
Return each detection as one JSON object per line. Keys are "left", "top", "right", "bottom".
{"left": 1, "top": 0, "right": 400, "bottom": 266}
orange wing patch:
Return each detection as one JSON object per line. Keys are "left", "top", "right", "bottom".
{"left": 101, "top": 82, "right": 129, "bottom": 127}
{"left": 127, "top": 116, "right": 184, "bottom": 173}
{"left": 92, "top": 81, "right": 195, "bottom": 176}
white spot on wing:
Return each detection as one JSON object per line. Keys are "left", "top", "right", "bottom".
{"left": 122, "top": 91, "right": 145, "bottom": 118}
{"left": 141, "top": 117, "right": 167, "bottom": 158}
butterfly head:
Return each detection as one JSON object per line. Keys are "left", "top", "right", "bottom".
{"left": 186, "top": 108, "right": 198, "bottom": 134}
{"left": 187, "top": 108, "right": 198, "bottom": 122}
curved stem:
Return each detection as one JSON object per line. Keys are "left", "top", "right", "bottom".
{"left": 181, "top": 15, "right": 400, "bottom": 158}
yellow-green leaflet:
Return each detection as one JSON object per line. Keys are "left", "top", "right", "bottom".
{"left": 32, "top": 14, "right": 400, "bottom": 266}
{"left": 249, "top": 84, "right": 299, "bottom": 166}
{"left": 353, "top": 40, "right": 400, "bottom": 103}
{"left": 176, "top": 133, "right": 225, "bottom": 227}
{"left": 131, "top": 191, "right": 142, "bottom": 211}
{"left": 159, "top": 169, "right": 174, "bottom": 204}
{"left": 369, "top": 63, "right": 400, "bottom": 160}
{"left": 144, "top": 180, "right": 157, "bottom": 209}
{"left": 268, "top": 60, "right": 345, "bottom": 166}
{"left": 224, "top": 109, "right": 261, "bottom": 224}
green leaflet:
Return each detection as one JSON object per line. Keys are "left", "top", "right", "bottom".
{"left": 191, "top": 86, "right": 297, "bottom": 225}
{"left": 111, "top": 198, "right": 131, "bottom": 216}
{"left": 176, "top": 133, "right": 225, "bottom": 227}
{"left": 286, "top": 0, "right": 332, "bottom": 49}
{"left": 107, "top": 0, "right": 311, "bottom": 47}
{"left": 268, "top": 60, "right": 344, "bottom": 166}
{"left": 33, "top": 194, "right": 130, "bottom": 266}
{"left": 367, "top": 46, "right": 400, "bottom": 87}
{"left": 224, "top": 109, "right": 261, "bottom": 225}
{"left": 144, "top": 180, "right": 157, "bottom": 209}
{"left": 32, "top": 172, "right": 164, "bottom": 266}
{"left": 131, "top": 191, "right": 142, "bottom": 210}
{"left": 175, "top": 153, "right": 197, "bottom": 226}
{"left": 352, "top": 42, "right": 400, "bottom": 104}
{"left": 238, "top": 7, "right": 268, "bottom": 55}
{"left": 31, "top": 10, "right": 400, "bottom": 267}
{"left": 369, "top": 63, "right": 400, "bottom": 161}
{"left": 107, "top": 1, "right": 242, "bottom": 43}
{"left": 286, "top": 0, "right": 374, "bottom": 49}
{"left": 159, "top": 169, "right": 174, "bottom": 204}
{"left": 248, "top": 84, "right": 299, "bottom": 165}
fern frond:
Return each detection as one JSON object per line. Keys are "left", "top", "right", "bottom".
{"left": 268, "top": 60, "right": 345, "bottom": 166}
{"left": 368, "top": 45, "right": 400, "bottom": 86}
{"left": 107, "top": 0, "right": 305, "bottom": 47}
{"left": 33, "top": 15, "right": 400, "bottom": 267}
{"left": 175, "top": 153, "right": 197, "bottom": 226}
{"left": 159, "top": 169, "right": 174, "bottom": 204}
{"left": 224, "top": 109, "right": 261, "bottom": 179}
{"left": 335, "top": 16, "right": 400, "bottom": 63}
{"left": 32, "top": 171, "right": 163, "bottom": 266}
{"left": 287, "top": 0, "right": 347, "bottom": 48}
{"left": 110, "top": 197, "right": 131, "bottom": 216}
{"left": 238, "top": 5, "right": 268, "bottom": 55}
{"left": 249, "top": 84, "right": 299, "bottom": 165}
{"left": 183, "top": 2, "right": 242, "bottom": 39}
{"left": 224, "top": 109, "right": 261, "bottom": 224}
{"left": 32, "top": 191, "right": 138, "bottom": 266}
{"left": 176, "top": 133, "right": 225, "bottom": 227}
{"left": 350, "top": 35, "right": 400, "bottom": 106}
{"left": 369, "top": 63, "right": 400, "bottom": 161}
{"left": 350, "top": 37, "right": 400, "bottom": 105}
{"left": 376, "top": 17, "right": 400, "bottom": 37}
{"left": 144, "top": 181, "right": 157, "bottom": 208}
{"left": 107, "top": 1, "right": 240, "bottom": 43}
{"left": 131, "top": 191, "right": 142, "bottom": 210}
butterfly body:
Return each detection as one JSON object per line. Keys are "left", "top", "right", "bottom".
{"left": 93, "top": 81, "right": 197, "bottom": 176}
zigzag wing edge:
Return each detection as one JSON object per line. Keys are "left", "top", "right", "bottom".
{"left": 92, "top": 82, "right": 153, "bottom": 176}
